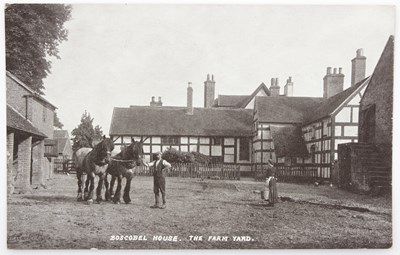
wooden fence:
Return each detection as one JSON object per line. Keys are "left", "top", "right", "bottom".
{"left": 54, "top": 159, "right": 75, "bottom": 174}
{"left": 254, "top": 164, "right": 318, "bottom": 183}
{"left": 55, "top": 161, "right": 240, "bottom": 180}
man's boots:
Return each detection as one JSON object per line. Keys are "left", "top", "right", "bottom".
{"left": 159, "top": 193, "right": 166, "bottom": 209}
{"left": 150, "top": 194, "right": 160, "bottom": 208}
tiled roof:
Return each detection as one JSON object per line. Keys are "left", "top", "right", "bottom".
{"left": 303, "top": 77, "right": 370, "bottom": 124}
{"left": 53, "top": 130, "right": 69, "bottom": 139}
{"left": 215, "top": 83, "right": 270, "bottom": 108}
{"left": 270, "top": 125, "right": 309, "bottom": 157}
{"left": 255, "top": 77, "right": 369, "bottom": 124}
{"left": 110, "top": 106, "right": 254, "bottom": 137}
{"left": 255, "top": 96, "right": 325, "bottom": 123}
{"left": 7, "top": 105, "right": 47, "bottom": 138}
{"left": 216, "top": 95, "right": 249, "bottom": 108}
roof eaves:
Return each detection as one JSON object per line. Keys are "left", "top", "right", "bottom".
{"left": 330, "top": 76, "right": 371, "bottom": 117}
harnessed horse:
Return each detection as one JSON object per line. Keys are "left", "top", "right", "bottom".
{"left": 73, "top": 136, "right": 114, "bottom": 203}
{"left": 104, "top": 141, "right": 144, "bottom": 204}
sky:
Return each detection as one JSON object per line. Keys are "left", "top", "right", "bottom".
{"left": 39, "top": 4, "right": 395, "bottom": 135}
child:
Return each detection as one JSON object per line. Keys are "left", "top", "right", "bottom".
{"left": 264, "top": 159, "right": 278, "bottom": 206}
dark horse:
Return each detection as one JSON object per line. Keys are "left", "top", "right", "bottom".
{"left": 104, "top": 141, "right": 144, "bottom": 204}
{"left": 73, "top": 136, "right": 114, "bottom": 203}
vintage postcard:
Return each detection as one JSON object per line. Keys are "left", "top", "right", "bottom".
{"left": 3, "top": 1, "right": 396, "bottom": 252}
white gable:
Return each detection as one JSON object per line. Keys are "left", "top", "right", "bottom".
{"left": 245, "top": 89, "right": 268, "bottom": 109}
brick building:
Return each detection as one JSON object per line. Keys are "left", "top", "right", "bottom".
{"left": 6, "top": 71, "right": 57, "bottom": 193}
{"left": 338, "top": 36, "right": 393, "bottom": 193}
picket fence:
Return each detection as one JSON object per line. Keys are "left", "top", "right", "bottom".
{"left": 55, "top": 160, "right": 240, "bottom": 180}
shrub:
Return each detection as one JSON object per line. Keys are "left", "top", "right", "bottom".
{"left": 162, "top": 148, "right": 211, "bottom": 164}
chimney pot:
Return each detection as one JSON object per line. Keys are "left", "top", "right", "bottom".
{"left": 333, "top": 68, "right": 337, "bottom": 74}
{"left": 207, "top": 74, "right": 210, "bottom": 81}
{"left": 339, "top": 67, "right": 342, "bottom": 74}
{"left": 271, "top": 78, "right": 275, "bottom": 86}
{"left": 275, "top": 78, "right": 279, "bottom": 86}
{"left": 327, "top": 67, "right": 332, "bottom": 75}
{"left": 158, "top": 96, "right": 161, "bottom": 102}
{"left": 212, "top": 74, "right": 214, "bottom": 81}
{"left": 356, "top": 48, "right": 364, "bottom": 57}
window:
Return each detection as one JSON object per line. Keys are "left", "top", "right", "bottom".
{"left": 211, "top": 137, "right": 222, "bottom": 145}
{"left": 239, "top": 138, "right": 250, "bottom": 161}
{"left": 161, "top": 136, "right": 180, "bottom": 145}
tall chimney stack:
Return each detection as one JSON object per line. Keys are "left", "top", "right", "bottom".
{"left": 158, "top": 96, "right": 163, "bottom": 106}
{"left": 204, "top": 74, "right": 216, "bottom": 108}
{"left": 187, "top": 82, "right": 193, "bottom": 115}
{"left": 351, "top": 48, "right": 366, "bottom": 86}
{"left": 284, "top": 76, "right": 294, "bottom": 97}
{"left": 270, "top": 77, "right": 280, "bottom": 96}
{"left": 323, "top": 67, "right": 344, "bottom": 98}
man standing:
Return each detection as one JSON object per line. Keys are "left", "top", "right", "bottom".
{"left": 146, "top": 152, "right": 171, "bottom": 209}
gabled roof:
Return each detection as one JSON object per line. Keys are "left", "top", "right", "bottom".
{"left": 303, "top": 77, "right": 370, "bottom": 124}
{"left": 255, "top": 96, "right": 324, "bottom": 123}
{"left": 255, "top": 77, "right": 370, "bottom": 124}
{"left": 215, "top": 83, "right": 270, "bottom": 108}
{"left": 56, "top": 138, "right": 70, "bottom": 154}
{"left": 270, "top": 125, "right": 309, "bottom": 157}
{"left": 361, "top": 35, "right": 394, "bottom": 105}
{"left": 53, "top": 130, "right": 69, "bottom": 139}
{"left": 7, "top": 105, "right": 47, "bottom": 138}
{"left": 6, "top": 71, "right": 57, "bottom": 110}
{"left": 110, "top": 106, "right": 253, "bottom": 137}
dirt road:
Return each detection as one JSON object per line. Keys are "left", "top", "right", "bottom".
{"left": 7, "top": 174, "right": 392, "bottom": 249}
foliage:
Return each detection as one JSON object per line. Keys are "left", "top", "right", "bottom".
{"left": 71, "top": 111, "right": 103, "bottom": 151}
{"left": 53, "top": 111, "right": 63, "bottom": 129}
{"left": 162, "top": 148, "right": 211, "bottom": 164}
{"left": 5, "top": 4, "right": 72, "bottom": 94}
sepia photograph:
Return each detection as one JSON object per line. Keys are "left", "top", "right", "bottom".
{"left": 2, "top": 0, "right": 396, "bottom": 251}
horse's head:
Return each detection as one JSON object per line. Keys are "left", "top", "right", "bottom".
{"left": 93, "top": 135, "right": 114, "bottom": 165}
{"left": 121, "top": 140, "right": 144, "bottom": 166}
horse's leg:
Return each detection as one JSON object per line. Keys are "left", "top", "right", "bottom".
{"left": 110, "top": 175, "right": 116, "bottom": 199}
{"left": 113, "top": 175, "right": 123, "bottom": 204}
{"left": 84, "top": 175, "right": 90, "bottom": 201}
{"left": 123, "top": 170, "right": 134, "bottom": 204}
{"left": 96, "top": 173, "right": 105, "bottom": 203}
{"left": 76, "top": 171, "right": 83, "bottom": 201}
{"left": 87, "top": 172, "right": 95, "bottom": 203}
{"left": 104, "top": 173, "right": 111, "bottom": 201}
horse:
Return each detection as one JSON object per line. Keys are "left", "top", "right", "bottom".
{"left": 73, "top": 136, "right": 114, "bottom": 204}
{"left": 104, "top": 140, "right": 144, "bottom": 204}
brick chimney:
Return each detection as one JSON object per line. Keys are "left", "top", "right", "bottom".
{"left": 269, "top": 78, "right": 280, "bottom": 96}
{"left": 351, "top": 48, "right": 366, "bottom": 86}
{"left": 284, "top": 76, "right": 293, "bottom": 97}
{"left": 323, "top": 67, "right": 344, "bottom": 98}
{"left": 204, "top": 74, "right": 215, "bottom": 108}
{"left": 150, "top": 96, "right": 162, "bottom": 106}
{"left": 187, "top": 82, "right": 193, "bottom": 115}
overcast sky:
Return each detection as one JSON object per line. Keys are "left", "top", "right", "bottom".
{"left": 40, "top": 4, "right": 395, "bottom": 135}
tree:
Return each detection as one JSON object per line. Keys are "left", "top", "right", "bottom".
{"left": 53, "top": 111, "right": 64, "bottom": 129}
{"left": 5, "top": 4, "right": 72, "bottom": 94}
{"left": 71, "top": 111, "right": 103, "bottom": 151}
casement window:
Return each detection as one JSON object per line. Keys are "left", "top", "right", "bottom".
{"left": 211, "top": 137, "right": 222, "bottom": 145}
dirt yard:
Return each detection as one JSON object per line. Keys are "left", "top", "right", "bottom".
{"left": 7, "top": 174, "right": 392, "bottom": 249}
